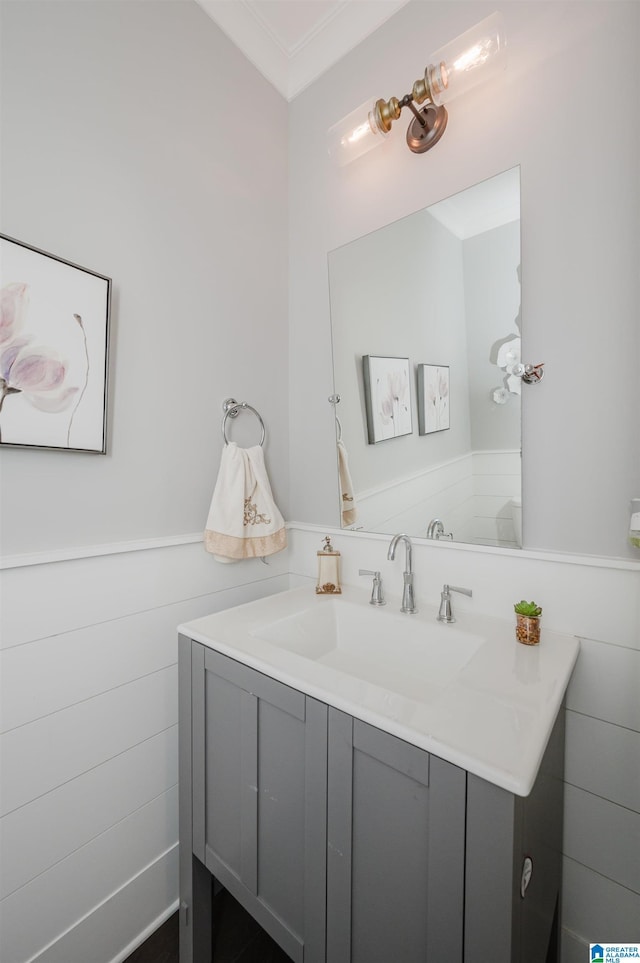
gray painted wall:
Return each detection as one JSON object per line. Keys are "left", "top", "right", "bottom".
{"left": 329, "top": 208, "right": 471, "bottom": 494}
{"left": 0, "top": 4, "right": 289, "bottom": 960}
{"left": 289, "top": 0, "right": 640, "bottom": 559}
{"left": 0, "top": 0, "right": 289, "bottom": 556}
{"left": 463, "top": 220, "right": 521, "bottom": 451}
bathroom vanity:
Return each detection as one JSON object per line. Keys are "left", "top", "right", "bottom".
{"left": 178, "top": 587, "right": 579, "bottom": 963}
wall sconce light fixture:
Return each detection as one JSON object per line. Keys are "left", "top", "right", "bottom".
{"left": 328, "top": 12, "right": 506, "bottom": 166}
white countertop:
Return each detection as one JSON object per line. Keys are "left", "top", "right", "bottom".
{"left": 179, "top": 585, "right": 580, "bottom": 797}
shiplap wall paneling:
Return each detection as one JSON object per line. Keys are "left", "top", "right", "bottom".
{"left": 1, "top": 541, "right": 288, "bottom": 649}
{"left": 0, "top": 727, "right": 178, "bottom": 901}
{"left": 565, "top": 712, "right": 640, "bottom": 813}
{"left": 0, "top": 580, "right": 286, "bottom": 735}
{"left": 1, "top": 789, "right": 178, "bottom": 962}
{"left": 0, "top": 541, "right": 289, "bottom": 963}
{"left": 33, "top": 847, "right": 179, "bottom": 963}
{"left": 563, "top": 785, "right": 640, "bottom": 895}
{"left": 0, "top": 667, "right": 179, "bottom": 817}
{"left": 562, "top": 857, "right": 640, "bottom": 944}
{"left": 566, "top": 637, "right": 640, "bottom": 724}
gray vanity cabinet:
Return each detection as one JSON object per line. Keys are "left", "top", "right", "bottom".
{"left": 180, "top": 637, "right": 564, "bottom": 963}
{"left": 326, "top": 708, "right": 466, "bottom": 963}
{"left": 187, "top": 642, "right": 328, "bottom": 963}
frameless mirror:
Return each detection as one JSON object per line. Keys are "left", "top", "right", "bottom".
{"left": 328, "top": 167, "right": 522, "bottom": 548}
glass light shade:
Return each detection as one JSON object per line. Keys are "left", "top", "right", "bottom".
{"left": 427, "top": 11, "right": 507, "bottom": 106}
{"left": 328, "top": 100, "right": 388, "bottom": 167}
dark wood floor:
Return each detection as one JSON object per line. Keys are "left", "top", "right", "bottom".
{"left": 124, "top": 912, "right": 178, "bottom": 963}
{"left": 124, "top": 888, "right": 291, "bottom": 963}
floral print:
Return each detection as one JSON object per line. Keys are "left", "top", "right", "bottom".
{"left": 379, "top": 366, "right": 410, "bottom": 431}
{"left": 0, "top": 282, "right": 28, "bottom": 346}
{"left": 419, "top": 364, "right": 450, "bottom": 433}
{"left": 0, "top": 282, "right": 78, "bottom": 442}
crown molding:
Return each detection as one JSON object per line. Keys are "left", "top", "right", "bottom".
{"left": 195, "top": 0, "right": 410, "bottom": 100}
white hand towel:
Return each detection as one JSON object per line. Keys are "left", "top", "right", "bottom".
{"left": 204, "top": 443, "right": 287, "bottom": 561}
{"left": 337, "top": 439, "right": 357, "bottom": 527}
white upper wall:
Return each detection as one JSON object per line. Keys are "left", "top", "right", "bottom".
{"left": 0, "top": 0, "right": 289, "bottom": 556}
{"left": 288, "top": 0, "right": 640, "bottom": 559}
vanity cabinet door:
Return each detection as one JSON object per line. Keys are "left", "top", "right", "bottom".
{"left": 326, "top": 708, "right": 466, "bottom": 963}
{"left": 192, "top": 646, "right": 328, "bottom": 963}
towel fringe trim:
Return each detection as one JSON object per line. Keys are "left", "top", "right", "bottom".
{"left": 204, "top": 527, "right": 287, "bottom": 560}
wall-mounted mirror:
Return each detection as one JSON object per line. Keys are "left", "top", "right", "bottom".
{"left": 328, "top": 167, "right": 522, "bottom": 549}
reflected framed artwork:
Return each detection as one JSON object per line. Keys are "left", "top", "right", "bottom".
{"left": 362, "top": 355, "right": 412, "bottom": 444}
{"left": 417, "top": 364, "right": 450, "bottom": 434}
{"left": 0, "top": 234, "right": 111, "bottom": 453}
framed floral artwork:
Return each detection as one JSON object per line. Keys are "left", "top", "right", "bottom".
{"left": 0, "top": 234, "right": 111, "bottom": 453}
{"left": 362, "top": 355, "right": 412, "bottom": 444}
{"left": 417, "top": 363, "right": 450, "bottom": 434}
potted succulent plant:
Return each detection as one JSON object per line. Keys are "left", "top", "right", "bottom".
{"left": 514, "top": 600, "right": 542, "bottom": 645}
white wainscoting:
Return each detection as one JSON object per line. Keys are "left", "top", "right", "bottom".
{"left": 0, "top": 537, "right": 288, "bottom": 963}
{"left": 287, "top": 522, "right": 640, "bottom": 956}
{"left": 2, "top": 524, "right": 637, "bottom": 961}
{"left": 562, "top": 630, "right": 640, "bottom": 952}
{"left": 350, "top": 450, "right": 520, "bottom": 548}
{"left": 349, "top": 453, "right": 475, "bottom": 539}
{"left": 470, "top": 450, "right": 521, "bottom": 548}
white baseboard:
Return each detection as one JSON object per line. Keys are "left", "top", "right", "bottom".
{"left": 29, "top": 846, "right": 179, "bottom": 963}
{"left": 110, "top": 899, "right": 180, "bottom": 963}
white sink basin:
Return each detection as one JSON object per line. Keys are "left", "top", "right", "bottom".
{"left": 250, "top": 598, "right": 483, "bottom": 702}
{"left": 179, "top": 584, "right": 580, "bottom": 796}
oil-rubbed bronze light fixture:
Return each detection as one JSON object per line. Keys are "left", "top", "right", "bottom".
{"left": 328, "top": 12, "right": 506, "bottom": 166}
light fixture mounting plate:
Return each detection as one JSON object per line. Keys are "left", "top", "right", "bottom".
{"left": 406, "top": 104, "right": 448, "bottom": 154}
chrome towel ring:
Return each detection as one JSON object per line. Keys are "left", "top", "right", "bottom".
{"left": 222, "top": 398, "right": 266, "bottom": 447}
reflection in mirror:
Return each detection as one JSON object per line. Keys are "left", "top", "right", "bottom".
{"left": 328, "top": 167, "right": 522, "bottom": 549}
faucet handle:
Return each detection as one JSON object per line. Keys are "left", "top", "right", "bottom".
{"left": 426, "top": 518, "right": 454, "bottom": 540}
{"left": 437, "top": 584, "right": 473, "bottom": 623}
{"left": 359, "top": 569, "right": 386, "bottom": 606}
{"left": 446, "top": 584, "right": 473, "bottom": 598}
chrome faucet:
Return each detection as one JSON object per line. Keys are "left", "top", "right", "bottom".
{"left": 437, "top": 584, "right": 473, "bottom": 623}
{"left": 387, "top": 534, "right": 417, "bottom": 614}
{"left": 426, "top": 518, "right": 453, "bottom": 540}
